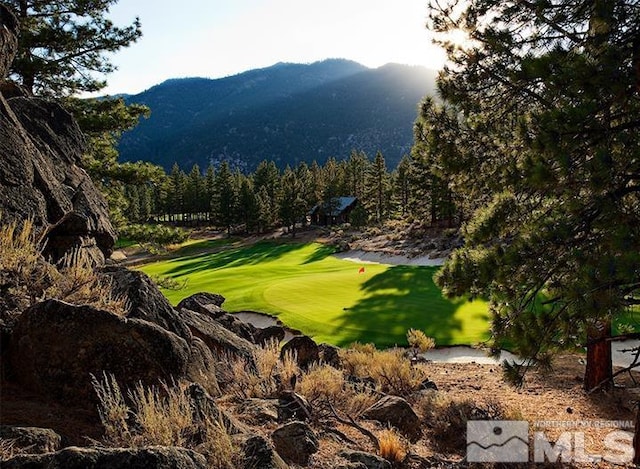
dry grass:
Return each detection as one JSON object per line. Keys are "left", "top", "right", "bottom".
{"left": 0, "top": 219, "right": 126, "bottom": 316}
{"left": 0, "top": 438, "right": 18, "bottom": 461}
{"left": 225, "top": 340, "right": 300, "bottom": 399}
{"left": 92, "top": 373, "right": 237, "bottom": 468}
{"left": 378, "top": 428, "right": 408, "bottom": 465}
{"left": 341, "top": 344, "right": 430, "bottom": 397}
{"left": 407, "top": 328, "right": 436, "bottom": 353}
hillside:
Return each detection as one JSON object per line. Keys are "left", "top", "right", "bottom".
{"left": 118, "top": 59, "right": 438, "bottom": 171}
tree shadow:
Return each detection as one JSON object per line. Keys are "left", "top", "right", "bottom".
{"left": 302, "top": 244, "right": 336, "bottom": 264}
{"left": 330, "top": 265, "right": 489, "bottom": 348}
{"left": 161, "top": 241, "right": 309, "bottom": 277}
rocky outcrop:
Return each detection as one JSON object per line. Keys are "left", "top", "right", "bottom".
{"left": 271, "top": 421, "right": 319, "bottom": 466}
{"left": 2, "top": 446, "right": 208, "bottom": 469}
{"left": 0, "top": 426, "right": 62, "bottom": 454}
{"left": 7, "top": 300, "right": 191, "bottom": 405}
{"left": 362, "top": 395, "right": 422, "bottom": 442}
{"left": 101, "top": 266, "right": 192, "bottom": 341}
{"left": 0, "top": 5, "right": 115, "bottom": 265}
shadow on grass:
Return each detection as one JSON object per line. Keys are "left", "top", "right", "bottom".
{"left": 302, "top": 244, "right": 336, "bottom": 264}
{"left": 162, "top": 241, "right": 313, "bottom": 277}
{"left": 331, "top": 265, "right": 486, "bottom": 348}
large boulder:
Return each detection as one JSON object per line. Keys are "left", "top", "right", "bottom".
{"left": 185, "top": 383, "right": 247, "bottom": 435}
{"left": 253, "top": 325, "right": 286, "bottom": 345}
{"left": 362, "top": 395, "right": 422, "bottom": 442}
{"left": 280, "top": 335, "right": 319, "bottom": 369}
{"left": 7, "top": 299, "right": 191, "bottom": 405}
{"left": 185, "top": 337, "right": 221, "bottom": 397}
{"left": 271, "top": 421, "right": 319, "bottom": 466}
{"left": 101, "top": 266, "right": 191, "bottom": 341}
{"left": 214, "top": 313, "right": 257, "bottom": 342}
{"left": 2, "top": 446, "right": 207, "bottom": 469}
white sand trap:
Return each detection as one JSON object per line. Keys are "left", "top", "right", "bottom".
{"left": 334, "top": 249, "right": 446, "bottom": 266}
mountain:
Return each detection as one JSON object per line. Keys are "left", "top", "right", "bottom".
{"left": 118, "top": 59, "right": 438, "bottom": 171}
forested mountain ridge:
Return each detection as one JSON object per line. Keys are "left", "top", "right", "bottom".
{"left": 118, "top": 59, "right": 437, "bottom": 171}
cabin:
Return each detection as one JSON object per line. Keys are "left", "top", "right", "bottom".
{"left": 309, "top": 196, "right": 358, "bottom": 226}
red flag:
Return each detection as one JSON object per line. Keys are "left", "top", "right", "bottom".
{"left": 358, "top": 267, "right": 365, "bottom": 274}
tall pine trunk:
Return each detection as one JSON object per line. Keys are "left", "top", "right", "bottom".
{"left": 583, "top": 320, "right": 612, "bottom": 391}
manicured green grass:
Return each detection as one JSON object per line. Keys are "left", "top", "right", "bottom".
{"left": 139, "top": 241, "right": 490, "bottom": 347}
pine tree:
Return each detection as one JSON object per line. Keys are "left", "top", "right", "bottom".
{"left": 6, "top": 0, "right": 141, "bottom": 96}
{"left": 427, "top": 0, "right": 640, "bottom": 389}
{"left": 364, "top": 151, "right": 390, "bottom": 225}
{"left": 279, "top": 166, "right": 307, "bottom": 237}
{"left": 237, "top": 174, "right": 259, "bottom": 234}
{"left": 213, "top": 162, "right": 237, "bottom": 236}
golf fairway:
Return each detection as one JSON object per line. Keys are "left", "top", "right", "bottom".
{"left": 139, "top": 241, "right": 490, "bottom": 347}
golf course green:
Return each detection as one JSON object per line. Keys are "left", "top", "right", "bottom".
{"left": 139, "top": 241, "right": 490, "bottom": 347}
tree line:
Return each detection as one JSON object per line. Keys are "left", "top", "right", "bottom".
{"left": 122, "top": 150, "right": 456, "bottom": 235}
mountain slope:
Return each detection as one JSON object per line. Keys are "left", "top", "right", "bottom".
{"left": 118, "top": 59, "right": 437, "bottom": 170}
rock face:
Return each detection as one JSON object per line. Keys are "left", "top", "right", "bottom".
{"left": 177, "top": 293, "right": 225, "bottom": 318}
{"left": 102, "top": 266, "right": 192, "bottom": 341}
{"left": 0, "top": 5, "right": 18, "bottom": 79}
{"left": 7, "top": 300, "right": 191, "bottom": 405}
{"left": 362, "top": 395, "right": 422, "bottom": 442}
{"left": 271, "top": 421, "right": 319, "bottom": 466}
{"left": 0, "top": 5, "right": 115, "bottom": 265}
{"left": 2, "top": 445, "right": 208, "bottom": 469}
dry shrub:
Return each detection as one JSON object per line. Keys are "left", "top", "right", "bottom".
{"left": 406, "top": 328, "right": 435, "bottom": 353}
{"left": 0, "top": 219, "right": 56, "bottom": 308}
{"left": 0, "top": 218, "right": 126, "bottom": 316}
{"left": 378, "top": 428, "right": 408, "bottom": 464}
{"left": 92, "top": 373, "right": 237, "bottom": 468}
{"left": 51, "top": 250, "right": 127, "bottom": 316}
{"left": 298, "top": 363, "right": 377, "bottom": 418}
{"left": 342, "top": 344, "right": 429, "bottom": 397}
{"left": 0, "top": 438, "right": 18, "bottom": 461}
{"left": 225, "top": 340, "right": 300, "bottom": 399}
{"left": 427, "top": 395, "right": 511, "bottom": 453}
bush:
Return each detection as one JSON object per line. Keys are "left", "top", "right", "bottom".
{"left": 92, "top": 373, "right": 237, "bottom": 468}
{"left": 340, "top": 344, "right": 430, "bottom": 397}
{"left": 378, "top": 428, "right": 408, "bottom": 465}
{"left": 427, "top": 395, "right": 511, "bottom": 453}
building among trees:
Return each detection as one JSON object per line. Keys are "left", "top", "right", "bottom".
{"left": 309, "top": 197, "right": 358, "bottom": 226}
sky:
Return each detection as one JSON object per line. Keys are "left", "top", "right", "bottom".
{"left": 101, "top": 0, "right": 447, "bottom": 95}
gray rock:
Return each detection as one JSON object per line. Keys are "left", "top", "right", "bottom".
{"left": 101, "top": 266, "right": 192, "bottom": 341}
{"left": 177, "top": 308, "right": 256, "bottom": 362}
{"left": 214, "top": 313, "right": 256, "bottom": 342}
{"left": 339, "top": 450, "right": 391, "bottom": 469}
{"left": 241, "top": 435, "right": 289, "bottom": 469}
{"left": 318, "top": 343, "right": 341, "bottom": 368}
{"left": 362, "top": 395, "right": 422, "bottom": 442}
{"left": 272, "top": 421, "right": 319, "bottom": 466}
{"left": 177, "top": 293, "right": 225, "bottom": 318}
{"left": 0, "top": 426, "right": 62, "bottom": 454}
{"left": 184, "top": 383, "right": 246, "bottom": 435}
{"left": 277, "top": 391, "right": 312, "bottom": 422}
{"left": 7, "top": 299, "right": 190, "bottom": 405}
{"left": 185, "top": 337, "right": 221, "bottom": 397}
{"left": 280, "top": 335, "right": 319, "bottom": 369}
{"left": 2, "top": 445, "right": 207, "bottom": 469}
